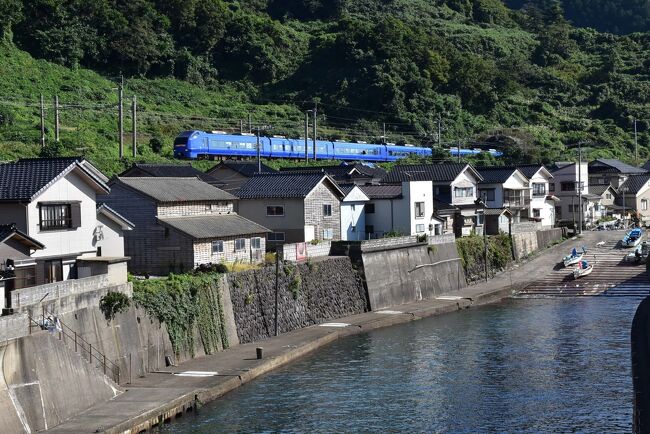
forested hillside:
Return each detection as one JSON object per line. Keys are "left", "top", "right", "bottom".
{"left": 0, "top": 0, "right": 648, "bottom": 175}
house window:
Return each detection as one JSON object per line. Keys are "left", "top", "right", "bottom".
{"left": 454, "top": 187, "right": 474, "bottom": 198}
{"left": 476, "top": 212, "right": 484, "bottom": 225}
{"left": 251, "top": 237, "right": 261, "bottom": 249}
{"left": 267, "top": 232, "right": 285, "bottom": 242}
{"left": 323, "top": 204, "right": 332, "bottom": 217}
{"left": 234, "top": 238, "right": 246, "bottom": 251}
{"left": 266, "top": 205, "right": 284, "bottom": 216}
{"left": 39, "top": 203, "right": 75, "bottom": 230}
{"left": 533, "top": 208, "right": 541, "bottom": 218}
{"left": 322, "top": 228, "right": 334, "bottom": 240}
{"left": 479, "top": 189, "right": 495, "bottom": 201}
{"left": 561, "top": 182, "right": 575, "bottom": 192}
{"left": 643, "top": 200, "right": 648, "bottom": 211}
{"left": 414, "top": 202, "right": 425, "bottom": 218}
{"left": 365, "top": 203, "right": 375, "bottom": 214}
{"left": 212, "top": 240, "right": 224, "bottom": 253}
{"left": 532, "top": 183, "right": 546, "bottom": 196}
{"left": 549, "top": 183, "right": 555, "bottom": 192}
{"left": 416, "top": 224, "right": 425, "bottom": 233}
{"left": 365, "top": 225, "right": 374, "bottom": 235}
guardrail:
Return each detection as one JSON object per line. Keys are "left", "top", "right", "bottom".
{"left": 28, "top": 306, "right": 120, "bottom": 384}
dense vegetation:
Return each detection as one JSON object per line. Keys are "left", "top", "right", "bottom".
{"left": 0, "top": 0, "right": 648, "bottom": 175}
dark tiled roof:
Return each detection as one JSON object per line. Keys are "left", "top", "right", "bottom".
{"left": 484, "top": 207, "right": 512, "bottom": 216}
{"left": 114, "top": 177, "right": 236, "bottom": 202}
{"left": 549, "top": 162, "right": 574, "bottom": 172}
{"left": 432, "top": 198, "right": 458, "bottom": 213}
{"left": 121, "top": 163, "right": 221, "bottom": 184}
{"left": 589, "top": 159, "right": 647, "bottom": 175}
{"left": 359, "top": 184, "right": 402, "bottom": 199}
{"left": 0, "top": 223, "right": 45, "bottom": 248}
{"left": 158, "top": 214, "right": 270, "bottom": 239}
{"left": 643, "top": 160, "right": 650, "bottom": 171}
{"left": 0, "top": 157, "right": 108, "bottom": 202}
{"left": 517, "top": 164, "right": 546, "bottom": 179}
{"left": 589, "top": 184, "right": 614, "bottom": 196}
{"left": 211, "top": 160, "right": 277, "bottom": 177}
{"left": 621, "top": 174, "right": 650, "bottom": 194}
{"left": 236, "top": 173, "right": 343, "bottom": 199}
{"left": 281, "top": 163, "right": 387, "bottom": 179}
{"left": 382, "top": 163, "right": 476, "bottom": 183}
{"left": 476, "top": 166, "right": 519, "bottom": 183}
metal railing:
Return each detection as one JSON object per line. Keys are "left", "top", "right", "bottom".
{"left": 28, "top": 306, "right": 120, "bottom": 384}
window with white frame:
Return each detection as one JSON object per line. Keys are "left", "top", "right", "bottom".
{"left": 251, "top": 237, "right": 261, "bottom": 249}
{"left": 266, "top": 205, "right": 284, "bottom": 216}
{"left": 454, "top": 187, "right": 474, "bottom": 197}
{"left": 234, "top": 238, "right": 246, "bottom": 251}
{"left": 322, "top": 228, "right": 334, "bottom": 239}
{"left": 532, "top": 183, "right": 546, "bottom": 196}
{"left": 533, "top": 208, "right": 541, "bottom": 218}
{"left": 267, "top": 232, "right": 285, "bottom": 242}
{"left": 414, "top": 202, "right": 425, "bottom": 218}
{"left": 323, "top": 204, "right": 332, "bottom": 217}
{"left": 643, "top": 200, "right": 648, "bottom": 211}
{"left": 415, "top": 224, "right": 425, "bottom": 233}
{"left": 212, "top": 240, "right": 224, "bottom": 254}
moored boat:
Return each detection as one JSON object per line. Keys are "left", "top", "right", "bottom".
{"left": 563, "top": 247, "right": 585, "bottom": 267}
{"left": 624, "top": 241, "right": 650, "bottom": 263}
{"left": 573, "top": 260, "right": 593, "bottom": 279}
{"left": 622, "top": 228, "right": 643, "bottom": 247}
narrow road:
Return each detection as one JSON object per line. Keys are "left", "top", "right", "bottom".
{"left": 518, "top": 230, "right": 650, "bottom": 297}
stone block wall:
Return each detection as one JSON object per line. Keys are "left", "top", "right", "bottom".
{"left": 228, "top": 257, "right": 367, "bottom": 344}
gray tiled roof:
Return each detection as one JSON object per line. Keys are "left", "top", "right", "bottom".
{"left": 359, "top": 184, "right": 402, "bottom": 199}
{"left": 382, "top": 163, "right": 476, "bottom": 183}
{"left": 0, "top": 157, "right": 108, "bottom": 202}
{"left": 280, "top": 163, "right": 386, "bottom": 179}
{"left": 643, "top": 160, "right": 650, "bottom": 171}
{"left": 589, "top": 184, "right": 614, "bottom": 197}
{"left": 517, "top": 165, "right": 546, "bottom": 179}
{"left": 212, "top": 160, "right": 276, "bottom": 177}
{"left": 114, "top": 177, "right": 236, "bottom": 202}
{"left": 237, "top": 173, "right": 343, "bottom": 199}
{"left": 432, "top": 198, "right": 458, "bottom": 214}
{"left": 96, "top": 204, "right": 135, "bottom": 229}
{"left": 621, "top": 174, "right": 650, "bottom": 194}
{"left": 484, "top": 207, "right": 512, "bottom": 216}
{"left": 158, "top": 214, "right": 270, "bottom": 239}
{"left": 589, "top": 159, "right": 647, "bottom": 175}
{"left": 0, "top": 223, "right": 44, "bottom": 248}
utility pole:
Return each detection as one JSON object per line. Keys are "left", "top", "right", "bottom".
{"left": 131, "top": 95, "right": 137, "bottom": 158}
{"left": 39, "top": 94, "right": 45, "bottom": 147}
{"left": 118, "top": 80, "right": 124, "bottom": 159}
{"left": 382, "top": 123, "right": 386, "bottom": 144}
{"left": 54, "top": 95, "right": 60, "bottom": 143}
{"left": 256, "top": 128, "right": 261, "bottom": 173}
{"left": 248, "top": 113, "right": 252, "bottom": 133}
{"left": 312, "top": 101, "right": 317, "bottom": 160}
{"left": 434, "top": 113, "right": 442, "bottom": 164}
{"left": 457, "top": 140, "right": 462, "bottom": 163}
{"left": 240, "top": 119, "right": 243, "bottom": 134}
{"left": 578, "top": 141, "right": 583, "bottom": 235}
{"left": 274, "top": 247, "right": 281, "bottom": 337}
{"left": 634, "top": 118, "right": 639, "bottom": 166}
{"left": 304, "top": 111, "right": 309, "bottom": 162}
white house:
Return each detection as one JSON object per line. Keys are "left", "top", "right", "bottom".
{"left": 476, "top": 167, "right": 530, "bottom": 223}
{"left": 549, "top": 162, "right": 589, "bottom": 227}
{"left": 518, "top": 165, "right": 558, "bottom": 227}
{"left": 0, "top": 157, "right": 131, "bottom": 289}
{"left": 339, "top": 185, "right": 370, "bottom": 240}
{"left": 381, "top": 163, "right": 483, "bottom": 236}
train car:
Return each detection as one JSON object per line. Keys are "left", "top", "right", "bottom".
{"left": 174, "top": 130, "right": 502, "bottom": 161}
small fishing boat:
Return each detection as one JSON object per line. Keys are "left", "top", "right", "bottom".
{"left": 622, "top": 228, "right": 643, "bottom": 247}
{"left": 573, "top": 260, "right": 593, "bottom": 279}
{"left": 624, "top": 241, "right": 650, "bottom": 263}
{"left": 563, "top": 247, "right": 585, "bottom": 267}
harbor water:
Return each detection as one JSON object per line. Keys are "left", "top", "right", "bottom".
{"left": 160, "top": 297, "right": 636, "bottom": 433}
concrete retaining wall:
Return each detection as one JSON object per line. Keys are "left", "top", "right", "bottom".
{"left": 0, "top": 314, "right": 29, "bottom": 342}
{"left": 228, "top": 257, "right": 367, "bottom": 344}
{"left": 0, "top": 332, "right": 119, "bottom": 433}
{"left": 512, "top": 228, "right": 564, "bottom": 260}
{"left": 361, "top": 242, "right": 466, "bottom": 310}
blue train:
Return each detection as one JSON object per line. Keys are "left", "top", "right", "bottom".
{"left": 173, "top": 130, "right": 502, "bottom": 162}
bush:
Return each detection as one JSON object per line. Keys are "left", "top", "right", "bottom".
{"left": 193, "top": 263, "right": 228, "bottom": 274}
{"left": 99, "top": 291, "right": 131, "bottom": 321}
{"left": 264, "top": 252, "right": 276, "bottom": 264}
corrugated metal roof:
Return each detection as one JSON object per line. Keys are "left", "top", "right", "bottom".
{"left": 114, "top": 177, "right": 236, "bottom": 202}
{"left": 621, "top": 174, "right": 650, "bottom": 194}
{"left": 237, "top": 173, "right": 343, "bottom": 199}
{"left": 158, "top": 214, "right": 270, "bottom": 239}
{"left": 359, "top": 184, "right": 402, "bottom": 199}
{"left": 381, "top": 163, "right": 476, "bottom": 183}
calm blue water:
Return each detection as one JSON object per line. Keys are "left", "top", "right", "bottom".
{"left": 160, "top": 298, "right": 637, "bottom": 433}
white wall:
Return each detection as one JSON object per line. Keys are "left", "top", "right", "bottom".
{"left": 96, "top": 214, "right": 126, "bottom": 257}
{"left": 529, "top": 170, "right": 555, "bottom": 227}
{"left": 27, "top": 171, "right": 100, "bottom": 259}
{"left": 450, "top": 170, "right": 478, "bottom": 206}
{"left": 365, "top": 200, "right": 395, "bottom": 237}
{"left": 393, "top": 181, "right": 434, "bottom": 236}
{"left": 341, "top": 202, "right": 366, "bottom": 240}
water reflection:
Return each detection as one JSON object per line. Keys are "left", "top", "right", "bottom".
{"left": 160, "top": 298, "right": 637, "bottom": 433}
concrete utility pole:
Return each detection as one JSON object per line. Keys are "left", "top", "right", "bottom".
{"left": 274, "top": 247, "right": 281, "bottom": 337}
{"left": 248, "top": 113, "right": 252, "bottom": 133}
{"left": 132, "top": 95, "right": 137, "bottom": 158}
{"left": 118, "top": 80, "right": 124, "bottom": 159}
{"left": 457, "top": 140, "right": 462, "bottom": 163}
{"left": 304, "top": 111, "right": 309, "bottom": 162}
{"left": 634, "top": 118, "right": 639, "bottom": 165}
{"left": 434, "top": 113, "right": 442, "bottom": 164}
{"left": 578, "top": 142, "right": 583, "bottom": 234}
{"left": 382, "top": 123, "right": 386, "bottom": 144}
{"left": 39, "top": 94, "right": 45, "bottom": 147}
{"left": 54, "top": 95, "right": 60, "bottom": 142}
{"left": 312, "top": 101, "right": 317, "bottom": 160}
{"left": 240, "top": 119, "right": 243, "bottom": 134}
{"left": 256, "top": 128, "right": 261, "bottom": 173}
